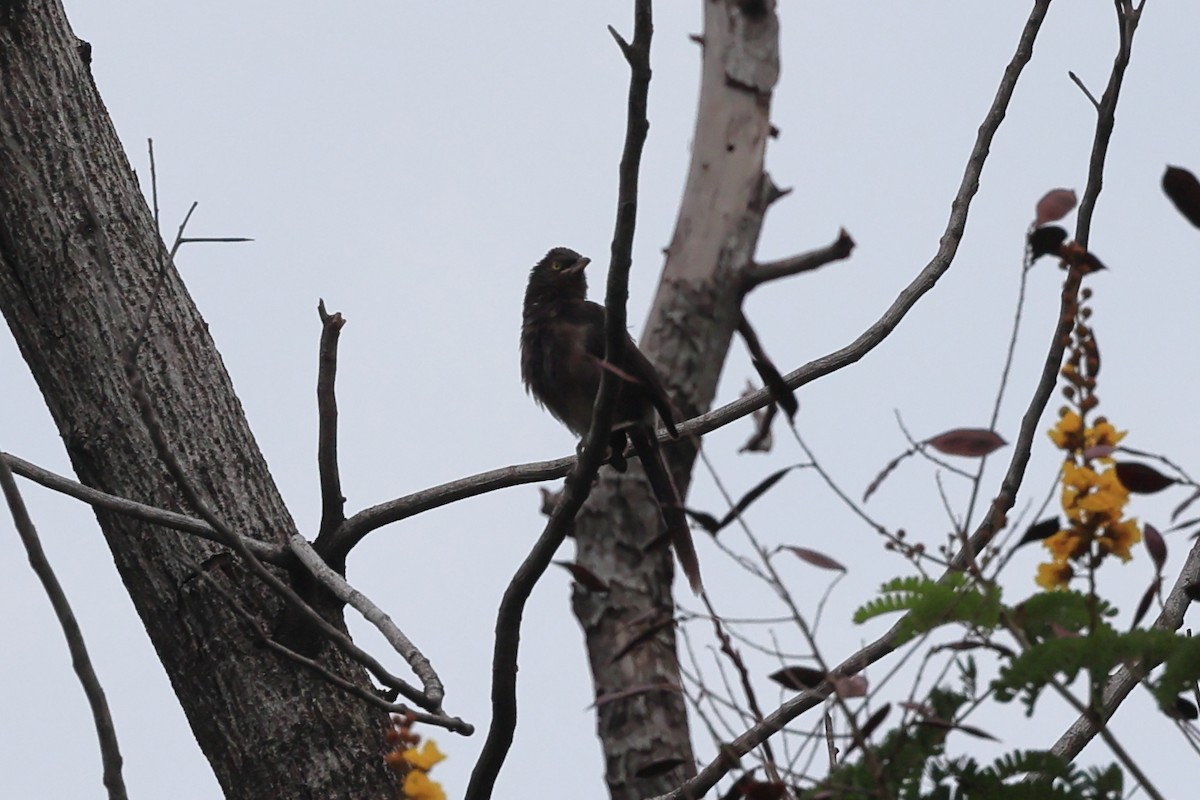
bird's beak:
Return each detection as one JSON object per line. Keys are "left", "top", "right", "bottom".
{"left": 563, "top": 256, "right": 591, "bottom": 275}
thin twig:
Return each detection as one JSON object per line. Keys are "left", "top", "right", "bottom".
{"left": 1068, "top": 70, "right": 1101, "bottom": 111}
{"left": 465, "top": 3, "right": 653, "bottom": 797}
{"left": 0, "top": 458, "right": 128, "bottom": 800}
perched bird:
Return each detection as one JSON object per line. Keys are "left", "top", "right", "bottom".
{"left": 521, "top": 247, "right": 702, "bottom": 593}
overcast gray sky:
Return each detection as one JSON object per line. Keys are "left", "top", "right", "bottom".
{"left": 3, "top": 2, "right": 1200, "bottom": 798}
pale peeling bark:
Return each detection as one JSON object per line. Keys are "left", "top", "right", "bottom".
{"left": 570, "top": 2, "right": 780, "bottom": 798}
{"left": 0, "top": 3, "right": 396, "bottom": 797}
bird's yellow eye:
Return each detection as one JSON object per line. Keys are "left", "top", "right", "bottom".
{"left": 550, "top": 261, "right": 562, "bottom": 271}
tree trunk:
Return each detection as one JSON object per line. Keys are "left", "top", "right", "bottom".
{"left": 570, "top": 2, "right": 780, "bottom": 797}
{"left": 0, "top": 3, "right": 396, "bottom": 797}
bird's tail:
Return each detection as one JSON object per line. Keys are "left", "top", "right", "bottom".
{"left": 629, "top": 427, "right": 703, "bottom": 594}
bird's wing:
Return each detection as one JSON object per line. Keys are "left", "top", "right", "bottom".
{"left": 582, "top": 301, "right": 679, "bottom": 438}
{"left": 621, "top": 335, "right": 679, "bottom": 438}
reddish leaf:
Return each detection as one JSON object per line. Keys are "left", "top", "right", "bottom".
{"left": 751, "top": 357, "right": 799, "bottom": 422}
{"left": 684, "top": 508, "right": 722, "bottom": 535}
{"left": 926, "top": 428, "right": 1006, "bottom": 458}
{"left": 717, "top": 467, "right": 794, "bottom": 530}
{"left": 1035, "top": 188, "right": 1078, "bottom": 226}
{"left": 1163, "top": 165, "right": 1200, "bottom": 229}
{"left": 863, "top": 449, "right": 911, "bottom": 502}
{"left": 634, "top": 757, "right": 686, "bottom": 778}
{"left": 721, "top": 772, "right": 760, "bottom": 800}
{"left": 1115, "top": 462, "right": 1176, "bottom": 494}
{"left": 553, "top": 561, "right": 610, "bottom": 592}
{"left": 1028, "top": 226, "right": 1068, "bottom": 260}
{"left": 1131, "top": 576, "right": 1161, "bottom": 629}
{"left": 1164, "top": 696, "right": 1199, "bottom": 721}
{"left": 783, "top": 545, "right": 847, "bottom": 572}
{"left": 955, "top": 723, "right": 999, "bottom": 742}
{"left": 1017, "top": 517, "right": 1061, "bottom": 548}
{"left": 845, "top": 704, "right": 891, "bottom": 756}
{"left": 859, "top": 703, "right": 891, "bottom": 739}
{"left": 1144, "top": 523, "right": 1167, "bottom": 572}
{"left": 739, "top": 380, "right": 776, "bottom": 453}
{"left": 769, "top": 666, "right": 826, "bottom": 691}
{"left": 1057, "top": 240, "right": 1107, "bottom": 274}
{"left": 589, "top": 354, "right": 644, "bottom": 385}
{"left": 832, "top": 675, "right": 868, "bottom": 698}
{"left": 1049, "top": 622, "right": 1080, "bottom": 639}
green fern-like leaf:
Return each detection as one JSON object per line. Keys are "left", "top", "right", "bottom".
{"left": 853, "top": 574, "right": 1002, "bottom": 645}
{"left": 1009, "top": 590, "right": 1116, "bottom": 642}
{"left": 993, "top": 624, "right": 1181, "bottom": 714}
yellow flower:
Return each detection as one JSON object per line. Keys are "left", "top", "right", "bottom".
{"left": 1061, "top": 462, "right": 1099, "bottom": 491}
{"left": 1049, "top": 411, "right": 1084, "bottom": 451}
{"left": 1044, "top": 529, "right": 1088, "bottom": 561}
{"left": 1085, "top": 417, "right": 1126, "bottom": 450}
{"left": 404, "top": 770, "right": 446, "bottom": 800}
{"left": 1075, "top": 469, "right": 1129, "bottom": 519}
{"left": 1098, "top": 518, "right": 1141, "bottom": 561}
{"left": 1036, "top": 560, "right": 1074, "bottom": 590}
{"left": 403, "top": 741, "right": 446, "bottom": 772}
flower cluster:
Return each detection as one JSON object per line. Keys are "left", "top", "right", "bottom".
{"left": 1037, "top": 291, "right": 1140, "bottom": 590}
{"left": 385, "top": 714, "right": 447, "bottom": 800}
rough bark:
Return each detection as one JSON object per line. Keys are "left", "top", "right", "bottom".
{"left": 570, "top": 2, "right": 780, "bottom": 797}
{"left": 0, "top": 3, "right": 396, "bottom": 797}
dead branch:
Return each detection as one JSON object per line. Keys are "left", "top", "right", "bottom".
{"left": 740, "top": 228, "right": 855, "bottom": 292}
{"left": 315, "top": 300, "right": 347, "bottom": 548}
{"left": 1, "top": 452, "right": 285, "bottom": 562}
{"left": 287, "top": 535, "right": 445, "bottom": 706}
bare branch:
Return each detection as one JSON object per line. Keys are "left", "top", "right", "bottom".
{"left": 185, "top": 553, "right": 472, "bottom": 736}
{"left": 466, "top": 2, "right": 653, "bottom": 797}
{"left": 287, "top": 535, "right": 446, "bottom": 706}
{"left": 0, "top": 457, "right": 128, "bottom": 800}
{"left": 314, "top": 300, "right": 347, "bottom": 548}
{"left": 329, "top": 455, "right": 574, "bottom": 560}
{"left": 1, "top": 452, "right": 286, "bottom": 562}
{"left": 740, "top": 228, "right": 855, "bottom": 292}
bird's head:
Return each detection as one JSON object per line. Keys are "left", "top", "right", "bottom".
{"left": 525, "top": 247, "right": 591, "bottom": 304}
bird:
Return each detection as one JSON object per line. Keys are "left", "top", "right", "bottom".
{"left": 521, "top": 246, "right": 702, "bottom": 593}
